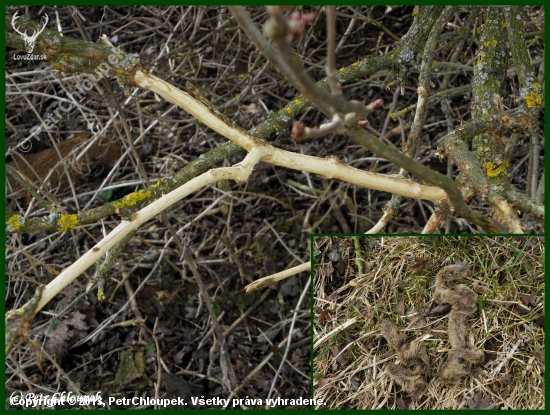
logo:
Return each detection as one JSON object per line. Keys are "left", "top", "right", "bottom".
{"left": 12, "top": 11, "right": 49, "bottom": 54}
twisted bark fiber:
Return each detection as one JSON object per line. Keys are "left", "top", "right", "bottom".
{"left": 380, "top": 319, "right": 429, "bottom": 400}
{"left": 434, "top": 263, "right": 484, "bottom": 385}
{"left": 381, "top": 263, "right": 484, "bottom": 399}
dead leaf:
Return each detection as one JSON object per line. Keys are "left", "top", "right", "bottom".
{"left": 242, "top": 102, "right": 257, "bottom": 114}
{"left": 535, "top": 351, "right": 545, "bottom": 363}
{"left": 114, "top": 349, "right": 153, "bottom": 391}
{"left": 519, "top": 294, "right": 530, "bottom": 307}
{"left": 397, "top": 296, "right": 405, "bottom": 315}
{"left": 466, "top": 392, "right": 496, "bottom": 409}
{"left": 363, "top": 262, "right": 373, "bottom": 273}
{"left": 430, "top": 303, "right": 451, "bottom": 314}
{"left": 431, "top": 321, "right": 447, "bottom": 338}
{"left": 350, "top": 374, "right": 361, "bottom": 390}
{"left": 315, "top": 378, "right": 329, "bottom": 390}
{"left": 319, "top": 265, "right": 334, "bottom": 278}
{"left": 327, "top": 251, "right": 340, "bottom": 262}
{"left": 454, "top": 259, "right": 467, "bottom": 267}
{"left": 535, "top": 315, "right": 545, "bottom": 328}
{"left": 396, "top": 398, "right": 406, "bottom": 409}
{"left": 173, "top": 347, "right": 187, "bottom": 365}
{"left": 328, "top": 291, "right": 340, "bottom": 302}
{"left": 396, "top": 397, "right": 410, "bottom": 409}
{"left": 431, "top": 329, "right": 447, "bottom": 338}
{"left": 512, "top": 304, "right": 530, "bottom": 315}
{"left": 317, "top": 309, "right": 332, "bottom": 325}
{"left": 44, "top": 311, "right": 89, "bottom": 358}
{"left": 334, "top": 260, "right": 346, "bottom": 275}
{"left": 519, "top": 293, "right": 537, "bottom": 307}
{"left": 330, "top": 344, "right": 347, "bottom": 365}
{"left": 434, "top": 256, "right": 448, "bottom": 268}
{"left": 410, "top": 257, "right": 427, "bottom": 274}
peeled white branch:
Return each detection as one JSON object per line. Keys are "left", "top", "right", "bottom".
{"left": 134, "top": 71, "right": 447, "bottom": 202}
{"left": 25, "top": 71, "right": 447, "bottom": 316}
{"left": 245, "top": 262, "right": 310, "bottom": 292}
{"left": 35, "top": 147, "right": 268, "bottom": 312}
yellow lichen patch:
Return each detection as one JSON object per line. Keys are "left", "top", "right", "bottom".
{"left": 295, "top": 99, "right": 302, "bottom": 105}
{"left": 339, "top": 67, "right": 345, "bottom": 72}
{"left": 390, "top": 112, "right": 397, "bottom": 121}
{"left": 398, "top": 108, "right": 408, "bottom": 116}
{"left": 57, "top": 214, "right": 78, "bottom": 232}
{"left": 501, "top": 22, "right": 507, "bottom": 28}
{"left": 287, "top": 107, "right": 292, "bottom": 114}
{"left": 486, "top": 160, "right": 508, "bottom": 177}
{"left": 151, "top": 178, "right": 164, "bottom": 188}
{"left": 352, "top": 61, "right": 359, "bottom": 67}
{"left": 113, "top": 189, "right": 152, "bottom": 209}
{"left": 483, "top": 39, "right": 498, "bottom": 47}
{"left": 525, "top": 91, "right": 542, "bottom": 108}
{"left": 534, "top": 82, "right": 541, "bottom": 90}
{"left": 97, "top": 287, "right": 105, "bottom": 301}
{"left": 7, "top": 215, "right": 22, "bottom": 231}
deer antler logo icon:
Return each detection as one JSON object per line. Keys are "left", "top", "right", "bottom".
{"left": 12, "top": 11, "right": 49, "bottom": 54}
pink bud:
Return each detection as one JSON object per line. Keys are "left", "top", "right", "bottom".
{"left": 357, "top": 120, "right": 369, "bottom": 129}
{"left": 292, "top": 121, "right": 306, "bottom": 140}
{"left": 287, "top": 11, "right": 316, "bottom": 41}
{"left": 371, "top": 99, "right": 384, "bottom": 110}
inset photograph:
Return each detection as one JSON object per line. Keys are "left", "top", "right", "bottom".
{"left": 313, "top": 236, "right": 544, "bottom": 409}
